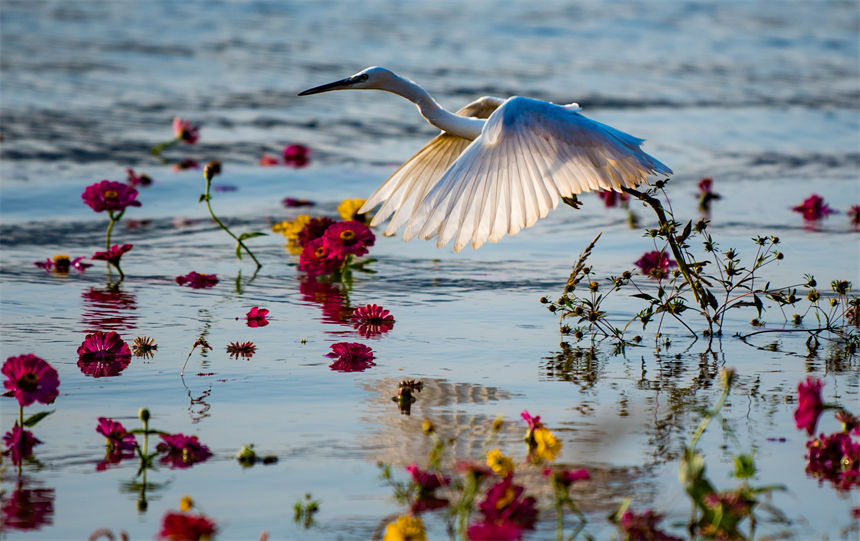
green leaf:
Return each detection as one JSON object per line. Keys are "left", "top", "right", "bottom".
{"left": 706, "top": 289, "right": 719, "bottom": 310}
{"left": 23, "top": 410, "right": 54, "bottom": 427}
{"left": 238, "top": 231, "right": 267, "bottom": 241}
{"left": 753, "top": 294, "right": 763, "bottom": 318}
{"left": 198, "top": 194, "right": 210, "bottom": 203}
{"left": 235, "top": 243, "right": 243, "bottom": 260}
{"left": 631, "top": 293, "right": 655, "bottom": 301}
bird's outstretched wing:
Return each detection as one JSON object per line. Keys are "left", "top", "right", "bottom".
{"left": 403, "top": 96, "right": 672, "bottom": 252}
{"left": 360, "top": 96, "right": 504, "bottom": 236}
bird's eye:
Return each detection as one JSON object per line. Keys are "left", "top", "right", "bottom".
{"left": 357, "top": 74, "right": 369, "bottom": 82}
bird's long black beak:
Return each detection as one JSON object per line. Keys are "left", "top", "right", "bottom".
{"left": 297, "top": 76, "right": 356, "bottom": 96}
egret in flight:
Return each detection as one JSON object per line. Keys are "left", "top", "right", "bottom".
{"left": 299, "top": 67, "right": 671, "bottom": 252}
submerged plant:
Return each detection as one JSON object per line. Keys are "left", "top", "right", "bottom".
{"left": 293, "top": 493, "right": 320, "bottom": 529}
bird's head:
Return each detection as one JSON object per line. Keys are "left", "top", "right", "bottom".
{"left": 298, "top": 67, "right": 397, "bottom": 96}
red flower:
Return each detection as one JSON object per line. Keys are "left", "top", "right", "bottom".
{"left": 282, "top": 144, "right": 310, "bottom": 168}
{"left": 618, "top": 509, "right": 683, "bottom": 541}
{"left": 172, "top": 117, "right": 200, "bottom": 144}
{"left": 805, "top": 431, "right": 860, "bottom": 490}
{"left": 326, "top": 342, "right": 376, "bottom": 372}
{"left": 597, "top": 190, "right": 629, "bottom": 208}
{"left": 176, "top": 271, "right": 219, "bottom": 289}
{"left": 259, "top": 153, "right": 280, "bottom": 166}
{"left": 173, "top": 159, "right": 200, "bottom": 171}
{"left": 543, "top": 467, "right": 590, "bottom": 487}
{"left": 96, "top": 417, "right": 137, "bottom": 468}
{"left": 158, "top": 511, "right": 217, "bottom": 541}
{"left": 245, "top": 307, "right": 269, "bottom": 327}
{"left": 76, "top": 331, "right": 132, "bottom": 378}
{"left": 407, "top": 463, "right": 451, "bottom": 493}
{"left": 299, "top": 277, "right": 351, "bottom": 324}
{"left": 520, "top": 410, "right": 543, "bottom": 432}
{"left": 2, "top": 354, "right": 60, "bottom": 407}
{"left": 0, "top": 481, "right": 54, "bottom": 531}
{"left": 81, "top": 180, "right": 142, "bottom": 213}
{"left": 634, "top": 251, "right": 677, "bottom": 279}
{"left": 3, "top": 426, "right": 42, "bottom": 465}
{"left": 792, "top": 194, "right": 836, "bottom": 221}
{"left": 33, "top": 255, "right": 91, "bottom": 273}
{"left": 126, "top": 168, "right": 152, "bottom": 187}
{"left": 157, "top": 433, "right": 213, "bottom": 469}
{"left": 92, "top": 243, "right": 133, "bottom": 267}
{"left": 794, "top": 377, "right": 825, "bottom": 435}
{"left": 299, "top": 237, "right": 345, "bottom": 278}
{"left": 466, "top": 521, "right": 523, "bottom": 541}
{"left": 475, "top": 477, "right": 538, "bottom": 530}
{"left": 298, "top": 217, "right": 335, "bottom": 247}
{"left": 352, "top": 304, "right": 395, "bottom": 338}
{"left": 323, "top": 220, "right": 375, "bottom": 258}
{"left": 282, "top": 197, "right": 315, "bottom": 208}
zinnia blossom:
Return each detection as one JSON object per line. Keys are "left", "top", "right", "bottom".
{"left": 323, "top": 220, "right": 375, "bottom": 258}
{"left": 337, "top": 198, "right": 370, "bottom": 223}
{"left": 176, "top": 271, "right": 219, "bottom": 289}
{"left": 0, "top": 482, "right": 54, "bottom": 531}
{"left": 259, "top": 153, "right": 280, "bottom": 166}
{"left": 132, "top": 336, "right": 158, "bottom": 358}
{"left": 530, "top": 427, "right": 562, "bottom": 462}
{"left": 3, "top": 426, "right": 42, "bottom": 465}
{"left": 158, "top": 510, "right": 217, "bottom": 541}
{"left": 297, "top": 217, "right": 335, "bottom": 247}
{"left": 466, "top": 520, "right": 523, "bottom": 541}
{"left": 299, "top": 237, "right": 346, "bottom": 278}
{"left": 597, "top": 190, "right": 629, "bottom": 208}
{"left": 543, "top": 467, "right": 590, "bottom": 487}
{"left": 272, "top": 214, "right": 312, "bottom": 239}
{"left": 792, "top": 194, "right": 836, "bottom": 221}
{"left": 634, "top": 250, "right": 677, "bottom": 279}
{"left": 76, "top": 331, "right": 132, "bottom": 378}
{"left": 383, "top": 514, "right": 426, "bottom": 541}
{"left": 126, "top": 168, "right": 152, "bottom": 187}
{"left": 617, "top": 509, "right": 683, "bottom": 541}
{"left": 486, "top": 449, "right": 515, "bottom": 477}
{"left": 172, "top": 117, "right": 200, "bottom": 144}
{"left": 92, "top": 243, "right": 133, "bottom": 267}
{"left": 794, "top": 377, "right": 825, "bottom": 435}
{"left": 352, "top": 304, "right": 395, "bottom": 338}
{"left": 475, "top": 477, "right": 538, "bottom": 530}
{"left": 226, "top": 341, "right": 256, "bottom": 360}
{"left": 299, "top": 277, "right": 352, "bottom": 324}
{"left": 282, "top": 144, "right": 310, "bottom": 168}
{"left": 805, "top": 431, "right": 860, "bottom": 490}
{"left": 325, "top": 342, "right": 375, "bottom": 372}
{"left": 282, "top": 197, "right": 315, "bottom": 208}
{"left": 2, "top": 354, "right": 60, "bottom": 407}
{"left": 157, "top": 433, "right": 213, "bottom": 469}
{"left": 34, "top": 255, "right": 91, "bottom": 273}
{"left": 521, "top": 410, "right": 543, "bottom": 432}
{"left": 245, "top": 307, "right": 269, "bottom": 327}
{"left": 406, "top": 463, "right": 450, "bottom": 513}
{"left": 96, "top": 417, "right": 137, "bottom": 468}
{"left": 81, "top": 180, "right": 142, "bottom": 213}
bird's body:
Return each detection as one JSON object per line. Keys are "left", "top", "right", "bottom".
{"left": 299, "top": 67, "right": 671, "bottom": 252}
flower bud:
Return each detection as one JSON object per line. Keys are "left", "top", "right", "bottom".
{"left": 539, "top": 296, "right": 549, "bottom": 304}
{"left": 180, "top": 495, "right": 194, "bottom": 512}
{"left": 589, "top": 281, "right": 599, "bottom": 292}
{"left": 775, "top": 252, "right": 783, "bottom": 260}
{"left": 422, "top": 419, "right": 434, "bottom": 435}
{"left": 807, "top": 290, "right": 820, "bottom": 302}
{"left": 720, "top": 367, "right": 736, "bottom": 389}
{"left": 139, "top": 408, "right": 150, "bottom": 423}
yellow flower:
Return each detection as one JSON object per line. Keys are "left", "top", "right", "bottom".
{"left": 495, "top": 486, "right": 516, "bottom": 510}
{"left": 532, "top": 427, "right": 562, "bottom": 462}
{"left": 421, "top": 419, "right": 434, "bottom": 435}
{"left": 383, "top": 515, "right": 426, "bottom": 541}
{"left": 486, "top": 448, "right": 514, "bottom": 477}
{"left": 272, "top": 215, "right": 311, "bottom": 239}
{"left": 179, "top": 495, "right": 194, "bottom": 512}
{"left": 338, "top": 198, "right": 370, "bottom": 223}
{"left": 285, "top": 239, "right": 303, "bottom": 255}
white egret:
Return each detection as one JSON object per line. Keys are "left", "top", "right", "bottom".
{"left": 299, "top": 67, "right": 672, "bottom": 252}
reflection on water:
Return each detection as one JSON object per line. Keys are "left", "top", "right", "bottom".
{"left": 0, "top": 476, "right": 55, "bottom": 532}
{"left": 80, "top": 286, "right": 138, "bottom": 333}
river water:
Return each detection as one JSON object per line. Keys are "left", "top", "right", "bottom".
{"left": 1, "top": 1, "right": 858, "bottom": 539}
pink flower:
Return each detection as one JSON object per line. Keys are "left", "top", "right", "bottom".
{"left": 282, "top": 144, "right": 310, "bottom": 168}
{"left": 697, "top": 177, "right": 714, "bottom": 194}
{"left": 92, "top": 243, "right": 133, "bottom": 267}
{"left": 299, "top": 277, "right": 351, "bottom": 324}
{"left": 323, "top": 220, "right": 375, "bottom": 258}
{"left": 298, "top": 217, "right": 335, "bottom": 247}
{"left": 521, "top": 410, "right": 543, "bottom": 432}
{"left": 407, "top": 463, "right": 451, "bottom": 493}
{"left": 792, "top": 194, "right": 836, "bottom": 221}
{"left": 33, "top": 255, "right": 91, "bottom": 273}
{"left": 3, "top": 426, "right": 42, "bottom": 465}
{"left": 848, "top": 205, "right": 860, "bottom": 226}
{"left": 0, "top": 481, "right": 54, "bottom": 531}
{"left": 259, "top": 154, "right": 280, "bottom": 166}
{"left": 805, "top": 431, "right": 860, "bottom": 490}
{"left": 282, "top": 197, "right": 315, "bottom": 208}
{"left": 352, "top": 304, "right": 395, "bottom": 338}
{"left": 794, "top": 377, "right": 825, "bottom": 435}
{"left": 176, "top": 271, "right": 219, "bottom": 289}
{"left": 597, "top": 190, "right": 629, "bottom": 208}
{"left": 542, "top": 467, "right": 590, "bottom": 486}
{"left": 2, "top": 354, "right": 60, "bottom": 407}
{"left": 245, "top": 307, "right": 269, "bottom": 327}
{"left": 475, "top": 477, "right": 538, "bottom": 530}
{"left": 126, "top": 168, "right": 152, "bottom": 187}
{"left": 455, "top": 460, "right": 494, "bottom": 479}
{"left": 81, "top": 180, "right": 142, "bottom": 213}
{"left": 158, "top": 511, "right": 217, "bottom": 541}
{"left": 618, "top": 509, "right": 683, "bottom": 541}
{"left": 299, "top": 237, "right": 345, "bottom": 278}
{"left": 96, "top": 417, "right": 137, "bottom": 468}
{"left": 76, "top": 331, "right": 132, "bottom": 378}
{"left": 157, "top": 433, "right": 213, "bottom": 469}
{"left": 326, "top": 342, "right": 376, "bottom": 372}
{"left": 634, "top": 251, "right": 677, "bottom": 279}
{"left": 172, "top": 117, "right": 200, "bottom": 144}
{"left": 466, "top": 521, "right": 523, "bottom": 540}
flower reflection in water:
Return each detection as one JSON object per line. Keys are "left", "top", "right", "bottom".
{"left": 76, "top": 331, "right": 133, "bottom": 378}
{"left": 0, "top": 478, "right": 55, "bottom": 531}
{"left": 299, "top": 277, "right": 352, "bottom": 325}
{"left": 81, "top": 286, "right": 138, "bottom": 333}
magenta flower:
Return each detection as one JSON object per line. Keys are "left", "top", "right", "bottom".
{"left": 282, "top": 197, "right": 315, "bottom": 208}
{"left": 323, "top": 220, "right": 375, "bottom": 258}
{"left": 81, "top": 180, "right": 142, "bottom": 213}
{"left": 299, "top": 277, "right": 352, "bottom": 324}
{"left": 282, "top": 144, "right": 310, "bottom": 168}
{"left": 299, "top": 237, "right": 346, "bottom": 278}
{"left": 92, "top": 243, "right": 133, "bottom": 267}
{"left": 543, "top": 467, "right": 590, "bottom": 486}
{"left": 176, "top": 271, "right": 219, "bottom": 289}
{"left": 2, "top": 354, "right": 60, "bottom": 407}
{"left": 298, "top": 216, "right": 335, "bottom": 247}
{"left": 172, "top": 117, "right": 200, "bottom": 144}
{"left": 806, "top": 432, "right": 860, "bottom": 490}
{"left": 634, "top": 250, "right": 677, "bottom": 279}
{"left": 245, "top": 307, "right": 269, "bottom": 327}
{"left": 96, "top": 418, "right": 137, "bottom": 454}
{"left": 157, "top": 433, "right": 213, "bottom": 469}
{"left": 326, "top": 342, "right": 376, "bottom": 372}
{"left": 475, "top": 477, "right": 538, "bottom": 530}
{"left": 352, "top": 304, "right": 395, "bottom": 338}
{"left": 521, "top": 410, "right": 544, "bottom": 432}
{"left": 158, "top": 510, "right": 217, "bottom": 541}
{"left": 597, "top": 190, "right": 629, "bottom": 208}
{"left": 618, "top": 509, "right": 683, "bottom": 541}
{"left": 76, "top": 331, "right": 132, "bottom": 378}
{"left": 126, "top": 168, "right": 152, "bottom": 187}
{"left": 467, "top": 521, "right": 524, "bottom": 541}
{"left": 794, "top": 377, "right": 825, "bottom": 435}
{"left": 33, "top": 255, "right": 91, "bottom": 273}
{"left": 407, "top": 463, "right": 451, "bottom": 493}
{"left": 259, "top": 154, "right": 280, "bottom": 166}
{"left": 792, "top": 194, "right": 836, "bottom": 221}
{"left": 3, "top": 426, "right": 42, "bottom": 465}
{"left": 0, "top": 481, "right": 54, "bottom": 531}
{"left": 173, "top": 159, "right": 200, "bottom": 171}
{"left": 849, "top": 205, "right": 860, "bottom": 226}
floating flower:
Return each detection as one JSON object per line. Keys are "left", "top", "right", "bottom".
{"left": 805, "top": 431, "right": 860, "bottom": 490}
{"left": 486, "top": 449, "right": 515, "bottom": 478}
{"left": 158, "top": 510, "right": 217, "bottom": 541}
{"left": 226, "top": 341, "right": 256, "bottom": 360}
{"left": 3, "top": 426, "right": 42, "bottom": 465}
{"left": 2, "top": 354, "right": 60, "bottom": 407}
{"left": 176, "top": 271, "right": 219, "bottom": 289}
{"left": 383, "top": 514, "right": 426, "bottom": 541}
{"left": 297, "top": 217, "right": 335, "bottom": 247}
{"left": 634, "top": 250, "right": 677, "bottom": 279}
{"left": 272, "top": 214, "right": 312, "bottom": 239}
{"left": 157, "top": 433, "right": 213, "bottom": 469}
{"left": 96, "top": 417, "right": 137, "bottom": 468}
{"left": 132, "top": 336, "right": 158, "bottom": 358}
{"left": 76, "top": 331, "right": 132, "bottom": 378}
{"left": 792, "top": 194, "right": 836, "bottom": 221}
{"left": 282, "top": 197, "right": 315, "bottom": 208}
{"left": 617, "top": 509, "right": 683, "bottom": 541}
{"left": 92, "top": 243, "right": 133, "bottom": 267}
{"left": 323, "top": 220, "right": 375, "bottom": 258}
{"left": 282, "top": 144, "right": 310, "bottom": 168}
{"left": 543, "top": 467, "right": 590, "bottom": 487}
{"left": 475, "top": 477, "right": 538, "bottom": 531}
{"left": 173, "top": 159, "right": 200, "bottom": 171}
{"left": 0, "top": 482, "right": 54, "bottom": 531}
{"left": 326, "top": 342, "right": 375, "bottom": 372}
{"left": 530, "top": 427, "right": 562, "bottom": 462}
{"left": 794, "top": 377, "right": 825, "bottom": 436}
{"left": 33, "top": 254, "right": 92, "bottom": 273}
{"left": 299, "top": 237, "right": 346, "bottom": 278}
{"left": 337, "top": 198, "right": 370, "bottom": 223}
{"left": 172, "top": 117, "right": 200, "bottom": 144}
{"left": 245, "top": 307, "right": 269, "bottom": 327}
{"left": 597, "top": 190, "right": 629, "bottom": 208}
{"left": 81, "top": 180, "right": 142, "bottom": 213}
{"left": 352, "top": 304, "right": 395, "bottom": 338}
{"left": 259, "top": 153, "right": 280, "bottom": 166}
{"left": 126, "top": 168, "right": 152, "bottom": 187}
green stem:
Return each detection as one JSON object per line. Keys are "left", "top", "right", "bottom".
{"left": 690, "top": 384, "right": 729, "bottom": 450}
{"left": 19, "top": 404, "right": 24, "bottom": 429}
{"left": 151, "top": 137, "right": 180, "bottom": 158}
{"left": 203, "top": 178, "right": 262, "bottom": 269}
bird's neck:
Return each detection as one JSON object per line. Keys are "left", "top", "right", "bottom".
{"left": 383, "top": 76, "right": 484, "bottom": 140}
